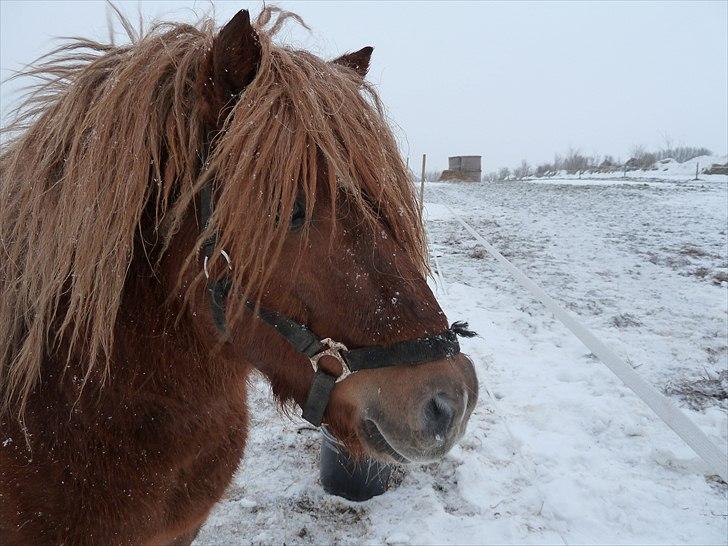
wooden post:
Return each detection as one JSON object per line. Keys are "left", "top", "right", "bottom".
{"left": 694, "top": 162, "right": 699, "bottom": 181}
{"left": 419, "top": 154, "right": 426, "bottom": 213}
{"left": 623, "top": 164, "right": 627, "bottom": 179}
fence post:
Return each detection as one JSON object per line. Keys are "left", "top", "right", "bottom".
{"left": 419, "top": 154, "right": 427, "bottom": 213}
{"left": 694, "top": 162, "right": 699, "bottom": 181}
{"left": 623, "top": 164, "right": 627, "bottom": 179}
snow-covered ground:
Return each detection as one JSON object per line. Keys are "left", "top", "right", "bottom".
{"left": 195, "top": 165, "right": 727, "bottom": 545}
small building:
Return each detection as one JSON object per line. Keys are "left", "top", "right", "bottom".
{"left": 439, "top": 155, "right": 482, "bottom": 182}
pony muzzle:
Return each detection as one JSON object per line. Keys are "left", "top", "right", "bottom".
{"left": 325, "top": 351, "right": 478, "bottom": 463}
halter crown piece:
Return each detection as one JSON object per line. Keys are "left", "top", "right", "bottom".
{"left": 197, "top": 156, "right": 475, "bottom": 426}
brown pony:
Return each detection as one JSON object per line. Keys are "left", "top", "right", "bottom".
{"left": 0, "top": 7, "right": 478, "bottom": 544}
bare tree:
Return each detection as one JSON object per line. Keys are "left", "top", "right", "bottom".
{"left": 600, "top": 155, "right": 617, "bottom": 172}
{"left": 534, "top": 163, "right": 554, "bottom": 177}
{"left": 563, "top": 148, "right": 589, "bottom": 173}
{"left": 513, "top": 159, "right": 532, "bottom": 180}
{"left": 629, "top": 144, "right": 657, "bottom": 169}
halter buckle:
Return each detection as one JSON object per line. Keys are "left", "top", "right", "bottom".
{"left": 203, "top": 249, "right": 232, "bottom": 279}
{"left": 310, "top": 338, "right": 350, "bottom": 382}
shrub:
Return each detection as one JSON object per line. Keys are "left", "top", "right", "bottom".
{"left": 497, "top": 167, "right": 511, "bottom": 181}
{"left": 513, "top": 159, "right": 532, "bottom": 180}
{"left": 628, "top": 145, "right": 658, "bottom": 170}
{"left": 563, "top": 148, "right": 593, "bottom": 173}
{"left": 534, "top": 163, "right": 554, "bottom": 177}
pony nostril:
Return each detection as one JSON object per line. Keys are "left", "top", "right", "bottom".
{"left": 423, "top": 393, "right": 456, "bottom": 442}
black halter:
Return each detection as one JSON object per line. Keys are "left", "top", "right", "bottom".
{"left": 198, "top": 179, "right": 474, "bottom": 427}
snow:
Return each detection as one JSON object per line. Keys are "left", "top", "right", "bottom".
{"left": 195, "top": 166, "right": 727, "bottom": 545}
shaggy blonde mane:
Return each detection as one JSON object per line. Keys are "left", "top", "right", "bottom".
{"left": 0, "top": 7, "right": 426, "bottom": 417}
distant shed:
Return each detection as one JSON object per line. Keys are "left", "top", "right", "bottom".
{"left": 439, "top": 155, "right": 482, "bottom": 182}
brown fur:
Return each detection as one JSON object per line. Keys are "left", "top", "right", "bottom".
{"left": 0, "top": 6, "right": 477, "bottom": 544}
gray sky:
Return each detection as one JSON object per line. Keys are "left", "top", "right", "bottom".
{"left": 1, "top": 1, "right": 726, "bottom": 171}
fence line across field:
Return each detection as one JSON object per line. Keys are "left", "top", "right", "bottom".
{"left": 427, "top": 188, "right": 728, "bottom": 482}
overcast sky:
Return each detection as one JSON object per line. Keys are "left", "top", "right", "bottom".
{"left": 1, "top": 1, "right": 726, "bottom": 171}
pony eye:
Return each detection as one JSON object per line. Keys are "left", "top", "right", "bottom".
{"left": 290, "top": 199, "right": 306, "bottom": 230}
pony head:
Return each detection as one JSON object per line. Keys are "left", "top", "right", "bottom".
{"left": 0, "top": 7, "right": 478, "bottom": 463}
{"left": 189, "top": 9, "right": 478, "bottom": 461}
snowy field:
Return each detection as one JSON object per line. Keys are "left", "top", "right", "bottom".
{"left": 195, "top": 163, "right": 728, "bottom": 545}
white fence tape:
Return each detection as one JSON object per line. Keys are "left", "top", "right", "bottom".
{"left": 432, "top": 192, "right": 728, "bottom": 482}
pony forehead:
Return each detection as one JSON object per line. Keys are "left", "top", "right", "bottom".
{"left": 212, "top": 43, "right": 387, "bottom": 194}
{"left": 229, "top": 48, "right": 375, "bottom": 136}
{"left": 224, "top": 11, "right": 379, "bottom": 146}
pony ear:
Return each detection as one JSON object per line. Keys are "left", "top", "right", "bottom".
{"left": 332, "top": 46, "right": 373, "bottom": 78}
{"left": 198, "top": 9, "right": 261, "bottom": 124}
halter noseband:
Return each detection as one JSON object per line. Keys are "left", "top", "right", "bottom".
{"left": 198, "top": 179, "right": 473, "bottom": 427}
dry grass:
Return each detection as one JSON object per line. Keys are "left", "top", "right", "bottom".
{"left": 664, "top": 370, "right": 728, "bottom": 411}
